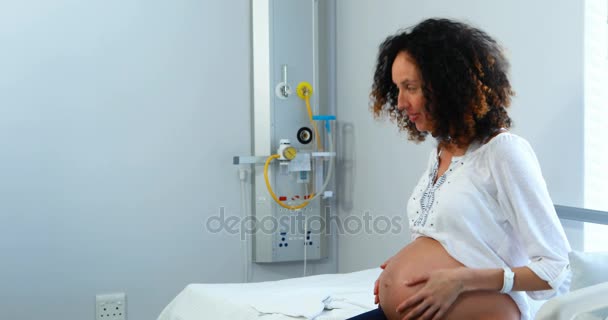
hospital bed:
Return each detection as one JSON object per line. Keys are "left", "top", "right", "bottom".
{"left": 157, "top": 205, "right": 608, "bottom": 320}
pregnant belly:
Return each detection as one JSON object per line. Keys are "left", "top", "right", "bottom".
{"left": 378, "top": 237, "right": 519, "bottom": 320}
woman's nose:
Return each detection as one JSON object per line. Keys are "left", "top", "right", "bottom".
{"left": 397, "top": 93, "right": 408, "bottom": 111}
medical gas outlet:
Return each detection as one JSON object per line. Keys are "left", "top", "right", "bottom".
{"left": 277, "top": 139, "right": 297, "bottom": 161}
{"left": 297, "top": 127, "right": 313, "bottom": 145}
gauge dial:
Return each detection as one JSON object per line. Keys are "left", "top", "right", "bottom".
{"left": 283, "top": 146, "right": 297, "bottom": 160}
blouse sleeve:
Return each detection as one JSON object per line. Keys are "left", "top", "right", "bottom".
{"left": 489, "top": 134, "right": 571, "bottom": 300}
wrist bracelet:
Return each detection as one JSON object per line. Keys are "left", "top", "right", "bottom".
{"left": 500, "top": 267, "right": 515, "bottom": 294}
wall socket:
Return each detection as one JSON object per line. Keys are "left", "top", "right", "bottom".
{"left": 95, "top": 293, "right": 126, "bottom": 320}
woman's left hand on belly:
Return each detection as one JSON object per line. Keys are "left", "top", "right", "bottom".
{"left": 396, "top": 267, "right": 466, "bottom": 320}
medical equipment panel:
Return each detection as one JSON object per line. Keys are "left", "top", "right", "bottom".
{"left": 235, "top": 0, "right": 333, "bottom": 263}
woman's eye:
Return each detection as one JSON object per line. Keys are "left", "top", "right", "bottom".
{"left": 407, "top": 86, "right": 418, "bottom": 92}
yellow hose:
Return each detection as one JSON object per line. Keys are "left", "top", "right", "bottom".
{"left": 305, "top": 95, "right": 323, "bottom": 151}
{"left": 264, "top": 154, "right": 313, "bottom": 210}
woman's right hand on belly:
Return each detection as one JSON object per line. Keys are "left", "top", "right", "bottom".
{"left": 374, "top": 257, "right": 393, "bottom": 304}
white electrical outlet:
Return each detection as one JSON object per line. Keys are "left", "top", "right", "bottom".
{"left": 96, "top": 293, "right": 126, "bottom": 320}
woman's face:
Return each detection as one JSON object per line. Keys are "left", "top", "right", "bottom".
{"left": 391, "top": 51, "right": 432, "bottom": 132}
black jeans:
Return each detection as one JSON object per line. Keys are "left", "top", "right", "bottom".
{"left": 346, "top": 306, "right": 388, "bottom": 320}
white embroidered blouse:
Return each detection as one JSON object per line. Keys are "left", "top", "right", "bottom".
{"left": 407, "top": 132, "right": 571, "bottom": 320}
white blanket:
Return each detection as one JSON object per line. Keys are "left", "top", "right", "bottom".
{"left": 157, "top": 268, "right": 382, "bottom": 320}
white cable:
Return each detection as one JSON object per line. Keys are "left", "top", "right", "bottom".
{"left": 238, "top": 166, "right": 251, "bottom": 282}
{"left": 303, "top": 184, "right": 308, "bottom": 277}
{"left": 302, "top": 213, "right": 308, "bottom": 277}
{"left": 287, "top": 171, "right": 296, "bottom": 206}
{"left": 298, "top": 124, "right": 335, "bottom": 277}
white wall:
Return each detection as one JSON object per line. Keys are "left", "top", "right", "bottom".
{"left": 336, "top": 0, "right": 585, "bottom": 272}
{"left": 0, "top": 1, "right": 249, "bottom": 319}
{"left": 0, "top": 1, "right": 336, "bottom": 319}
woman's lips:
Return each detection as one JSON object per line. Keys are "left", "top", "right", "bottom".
{"left": 409, "top": 113, "right": 420, "bottom": 122}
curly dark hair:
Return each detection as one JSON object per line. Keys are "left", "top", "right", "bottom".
{"left": 371, "top": 18, "right": 514, "bottom": 147}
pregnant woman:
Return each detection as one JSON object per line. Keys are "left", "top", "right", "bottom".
{"left": 348, "top": 18, "right": 571, "bottom": 320}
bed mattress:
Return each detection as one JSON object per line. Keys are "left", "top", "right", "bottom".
{"left": 157, "top": 268, "right": 382, "bottom": 320}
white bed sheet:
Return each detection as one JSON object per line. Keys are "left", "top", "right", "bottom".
{"left": 157, "top": 268, "right": 382, "bottom": 320}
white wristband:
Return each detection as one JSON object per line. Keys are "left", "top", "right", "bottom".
{"left": 500, "top": 267, "right": 515, "bottom": 294}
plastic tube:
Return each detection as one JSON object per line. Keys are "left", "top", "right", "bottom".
{"left": 306, "top": 123, "right": 334, "bottom": 203}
